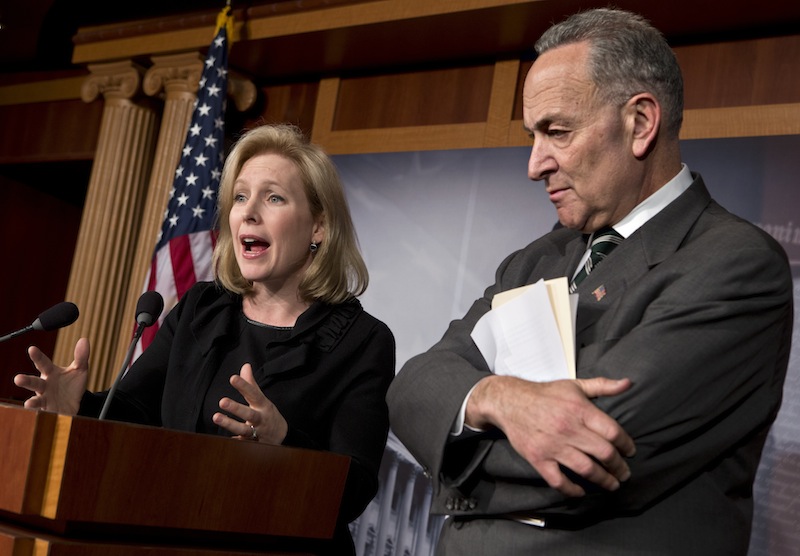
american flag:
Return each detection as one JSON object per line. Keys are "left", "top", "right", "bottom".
{"left": 134, "top": 7, "right": 232, "bottom": 359}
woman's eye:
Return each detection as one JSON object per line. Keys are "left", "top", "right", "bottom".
{"left": 233, "top": 193, "right": 246, "bottom": 202}
{"left": 268, "top": 194, "right": 284, "bottom": 203}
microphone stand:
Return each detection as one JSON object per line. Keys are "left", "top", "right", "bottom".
{"left": 98, "top": 322, "right": 146, "bottom": 421}
{"left": 0, "top": 325, "right": 34, "bottom": 343}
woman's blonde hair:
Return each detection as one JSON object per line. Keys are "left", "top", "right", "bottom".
{"left": 213, "top": 124, "right": 368, "bottom": 304}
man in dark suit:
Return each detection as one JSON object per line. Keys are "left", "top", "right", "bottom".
{"left": 387, "top": 8, "right": 793, "bottom": 555}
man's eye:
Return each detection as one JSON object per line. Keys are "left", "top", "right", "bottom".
{"left": 549, "top": 129, "right": 567, "bottom": 137}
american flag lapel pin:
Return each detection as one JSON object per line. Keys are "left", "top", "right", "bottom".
{"left": 592, "top": 285, "right": 607, "bottom": 301}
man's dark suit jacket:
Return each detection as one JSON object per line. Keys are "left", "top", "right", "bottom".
{"left": 387, "top": 175, "right": 794, "bottom": 555}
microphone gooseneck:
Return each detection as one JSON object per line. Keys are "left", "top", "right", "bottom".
{"left": 99, "top": 291, "right": 164, "bottom": 421}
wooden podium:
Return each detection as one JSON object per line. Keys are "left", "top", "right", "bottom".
{"left": 0, "top": 403, "right": 350, "bottom": 555}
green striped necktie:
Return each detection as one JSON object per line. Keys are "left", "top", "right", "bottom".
{"left": 569, "top": 226, "right": 623, "bottom": 293}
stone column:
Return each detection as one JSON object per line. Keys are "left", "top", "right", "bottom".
{"left": 54, "top": 61, "right": 160, "bottom": 391}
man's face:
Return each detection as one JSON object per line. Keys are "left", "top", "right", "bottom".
{"left": 522, "top": 41, "right": 643, "bottom": 233}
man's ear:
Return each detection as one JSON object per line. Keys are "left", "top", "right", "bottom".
{"left": 628, "top": 93, "right": 661, "bottom": 159}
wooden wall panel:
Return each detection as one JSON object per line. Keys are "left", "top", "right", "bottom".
{"left": 0, "top": 99, "right": 102, "bottom": 164}
{"left": 676, "top": 36, "right": 800, "bottom": 109}
{"left": 241, "top": 81, "right": 320, "bottom": 135}
{"left": 333, "top": 65, "right": 495, "bottom": 130}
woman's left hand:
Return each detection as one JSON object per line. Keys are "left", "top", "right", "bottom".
{"left": 213, "top": 363, "right": 288, "bottom": 444}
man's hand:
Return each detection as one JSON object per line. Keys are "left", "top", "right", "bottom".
{"left": 466, "top": 375, "right": 635, "bottom": 496}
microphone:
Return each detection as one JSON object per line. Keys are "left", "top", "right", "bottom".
{"left": 99, "top": 291, "right": 164, "bottom": 420}
{"left": 0, "top": 302, "right": 80, "bottom": 343}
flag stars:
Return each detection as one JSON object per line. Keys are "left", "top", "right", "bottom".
{"left": 194, "top": 153, "right": 209, "bottom": 167}
{"left": 158, "top": 15, "right": 228, "bottom": 250}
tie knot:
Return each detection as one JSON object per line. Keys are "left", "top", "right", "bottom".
{"left": 569, "top": 226, "right": 623, "bottom": 293}
{"left": 590, "top": 226, "right": 623, "bottom": 257}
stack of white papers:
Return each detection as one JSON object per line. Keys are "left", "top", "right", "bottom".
{"left": 470, "top": 277, "right": 577, "bottom": 381}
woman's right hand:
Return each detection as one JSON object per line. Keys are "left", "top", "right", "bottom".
{"left": 13, "top": 337, "right": 90, "bottom": 415}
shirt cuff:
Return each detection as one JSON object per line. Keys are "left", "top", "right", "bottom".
{"left": 450, "top": 381, "right": 487, "bottom": 436}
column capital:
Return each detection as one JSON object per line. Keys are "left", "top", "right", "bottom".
{"left": 81, "top": 60, "right": 146, "bottom": 103}
{"left": 229, "top": 70, "right": 257, "bottom": 112}
{"left": 145, "top": 50, "right": 256, "bottom": 111}
{"left": 144, "top": 53, "right": 205, "bottom": 98}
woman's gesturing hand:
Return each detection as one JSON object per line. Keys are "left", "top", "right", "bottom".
{"left": 213, "top": 363, "right": 289, "bottom": 444}
{"left": 13, "top": 337, "right": 90, "bottom": 415}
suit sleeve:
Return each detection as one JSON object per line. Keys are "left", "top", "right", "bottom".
{"left": 387, "top": 248, "right": 527, "bottom": 489}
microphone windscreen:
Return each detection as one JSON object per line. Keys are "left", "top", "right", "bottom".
{"left": 32, "top": 302, "right": 80, "bottom": 332}
{"left": 135, "top": 291, "right": 164, "bottom": 327}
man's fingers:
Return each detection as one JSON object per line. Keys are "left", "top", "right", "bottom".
{"left": 584, "top": 410, "right": 637, "bottom": 458}
{"left": 576, "top": 377, "right": 632, "bottom": 398}
{"left": 535, "top": 459, "right": 587, "bottom": 497}
{"left": 576, "top": 377, "right": 637, "bottom": 458}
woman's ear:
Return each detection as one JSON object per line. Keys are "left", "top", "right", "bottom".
{"left": 312, "top": 213, "right": 325, "bottom": 245}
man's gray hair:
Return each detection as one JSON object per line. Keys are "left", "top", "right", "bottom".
{"left": 536, "top": 8, "right": 684, "bottom": 138}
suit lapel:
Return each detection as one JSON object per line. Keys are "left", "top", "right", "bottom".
{"left": 574, "top": 175, "right": 712, "bottom": 337}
